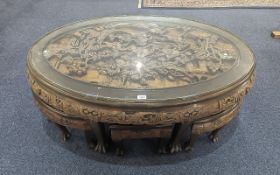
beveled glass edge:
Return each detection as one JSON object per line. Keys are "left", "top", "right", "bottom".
{"left": 27, "top": 16, "right": 256, "bottom": 106}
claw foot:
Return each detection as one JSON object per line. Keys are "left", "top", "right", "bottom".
{"left": 88, "top": 141, "right": 95, "bottom": 149}
{"left": 94, "top": 142, "right": 106, "bottom": 153}
{"left": 184, "top": 140, "right": 194, "bottom": 152}
{"left": 208, "top": 134, "right": 219, "bottom": 143}
{"left": 62, "top": 132, "right": 71, "bottom": 142}
{"left": 184, "top": 145, "right": 193, "bottom": 152}
{"left": 169, "top": 142, "right": 182, "bottom": 154}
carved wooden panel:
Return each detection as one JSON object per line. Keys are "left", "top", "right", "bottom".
{"left": 44, "top": 21, "right": 238, "bottom": 89}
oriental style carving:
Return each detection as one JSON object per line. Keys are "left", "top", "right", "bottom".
{"left": 45, "top": 22, "right": 238, "bottom": 89}
{"left": 27, "top": 70, "right": 254, "bottom": 125}
{"left": 27, "top": 17, "right": 256, "bottom": 155}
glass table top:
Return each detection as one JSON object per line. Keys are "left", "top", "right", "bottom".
{"left": 44, "top": 20, "right": 238, "bottom": 89}
{"left": 28, "top": 16, "right": 255, "bottom": 105}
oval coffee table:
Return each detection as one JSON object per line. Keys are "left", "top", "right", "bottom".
{"left": 26, "top": 16, "right": 255, "bottom": 155}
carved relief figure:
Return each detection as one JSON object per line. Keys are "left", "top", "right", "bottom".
{"left": 44, "top": 21, "right": 238, "bottom": 89}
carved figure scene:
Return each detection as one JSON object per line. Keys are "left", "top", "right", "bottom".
{"left": 44, "top": 21, "right": 238, "bottom": 89}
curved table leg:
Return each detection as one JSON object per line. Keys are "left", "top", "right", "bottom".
{"left": 54, "top": 123, "right": 71, "bottom": 141}
{"left": 91, "top": 122, "right": 107, "bottom": 153}
{"left": 208, "top": 127, "right": 223, "bottom": 143}
{"left": 184, "top": 131, "right": 199, "bottom": 152}
{"left": 169, "top": 123, "right": 188, "bottom": 153}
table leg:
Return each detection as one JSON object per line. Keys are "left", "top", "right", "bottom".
{"left": 54, "top": 123, "right": 71, "bottom": 141}
{"left": 91, "top": 122, "right": 107, "bottom": 153}
{"left": 158, "top": 138, "right": 168, "bottom": 154}
{"left": 115, "top": 140, "right": 124, "bottom": 156}
{"left": 169, "top": 123, "right": 188, "bottom": 153}
{"left": 84, "top": 130, "right": 95, "bottom": 149}
{"left": 184, "top": 132, "right": 199, "bottom": 152}
{"left": 208, "top": 127, "right": 223, "bottom": 143}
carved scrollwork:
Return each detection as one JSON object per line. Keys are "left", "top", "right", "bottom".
{"left": 218, "top": 71, "right": 255, "bottom": 111}
{"left": 26, "top": 70, "right": 255, "bottom": 125}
